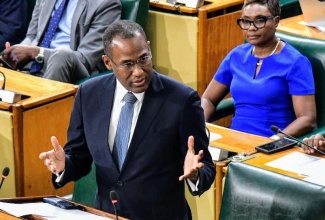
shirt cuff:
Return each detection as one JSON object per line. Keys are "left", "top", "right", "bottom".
{"left": 186, "top": 178, "right": 199, "bottom": 192}
{"left": 55, "top": 170, "right": 65, "bottom": 183}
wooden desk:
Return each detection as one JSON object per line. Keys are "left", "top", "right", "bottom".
{"left": 146, "top": 0, "right": 244, "bottom": 127}
{"left": 209, "top": 123, "right": 325, "bottom": 219}
{"left": 0, "top": 196, "right": 128, "bottom": 220}
{"left": 277, "top": 15, "right": 325, "bottom": 40}
{"left": 0, "top": 68, "right": 76, "bottom": 198}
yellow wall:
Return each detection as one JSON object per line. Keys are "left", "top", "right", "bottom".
{"left": 147, "top": 11, "right": 198, "bottom": 90}
{"left": 0, "top": 111, "right": 16, "bottom": 197}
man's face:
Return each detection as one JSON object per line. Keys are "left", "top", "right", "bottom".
{"left": 102, "top": 34, "right": 153, "bottom": 93}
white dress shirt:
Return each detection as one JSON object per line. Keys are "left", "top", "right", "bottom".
{"left": 108, "top": 80, "right": 144, "bottom": 152}
{"left": 50, "top": 0, "right": 78, "bottom": 49}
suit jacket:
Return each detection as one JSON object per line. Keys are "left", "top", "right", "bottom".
{"left": 21, "top": 0, "right": 121, "bottom": 74}
{"left": 0, "top": 0, "right": 28, "bottom": 51}
{"left": 57, "top": 71, "right": 216, "bottom": 219}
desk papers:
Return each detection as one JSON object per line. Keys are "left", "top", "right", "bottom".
{"left": 266, "top": 152, "right": 325, "bottom": 186}
{"left": 0, "top": 202, "right": 111, "bottom": 220}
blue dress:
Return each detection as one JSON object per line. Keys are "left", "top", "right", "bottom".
{"left": 214, "top": 41, "right": 315, "bottom": 137}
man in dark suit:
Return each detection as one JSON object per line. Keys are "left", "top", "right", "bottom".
{"left": 39, "top": 20, "right": 216, "bottom": 219}
{"left": 1, "top": 0, "right": 121, "bottom": 83}
{"left": 0, "top": 0, "right": 28, "bottom": 51}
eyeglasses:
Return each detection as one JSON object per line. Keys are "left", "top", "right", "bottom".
{"left": 107, "top": 53, "right": 152, "bottom": 72}
{"left": 237, "top": 16, "right": 275, "bottom": 30}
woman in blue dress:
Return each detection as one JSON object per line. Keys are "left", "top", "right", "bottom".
{"left": 201, "top": 0, "right": 316, "bottom": 138}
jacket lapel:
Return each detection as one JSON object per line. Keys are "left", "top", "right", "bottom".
{"left": 94, "top": 75, "right": 117, "bottom": 167}
{"left": 70, "top": 0, "right": 86, "bottom": 49}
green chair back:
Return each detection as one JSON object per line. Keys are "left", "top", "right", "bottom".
{"left": 220, "top": 162, "right": 325, "bottom": 219}
{"left": 73, "top": 0, "right": 150, "bottom": 85}
{"left": 279, "top": 0, "right": 302, "bottom": 19}
{"left": 72, "top": 163, "right": 97, "bottom": 207}
{"left": 275, "top": 32, "right": 325, "bottom": 139}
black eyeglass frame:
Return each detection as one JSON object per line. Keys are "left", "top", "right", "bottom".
{"left": 106, "top": 51, "right": 152, "bottom": 72}
{"left": 237, "top": 15, "right": 275, "bottom": 30}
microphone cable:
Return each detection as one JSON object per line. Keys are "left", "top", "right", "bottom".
{"left": 0, "top": 70, "right": 5, "bottom": 90}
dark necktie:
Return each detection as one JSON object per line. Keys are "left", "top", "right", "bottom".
{"left": 30, "top": 0, "right": 68, "bottom": 73}
{"left": 113, "top": 92, "right": 137, "bottom": 170}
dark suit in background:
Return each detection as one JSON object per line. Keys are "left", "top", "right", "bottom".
{"left": 0, "top": 0, "right": 28, "bottom": 51}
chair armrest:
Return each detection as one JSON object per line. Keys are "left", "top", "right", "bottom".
{"left": 73, "top": 70, "right": 112, "bottom": 85}
{"left": 208, "top": 97, "right": 235, "bottom": 122}
{"left": 297, "top": 125, "right": 325, "bottom": 141}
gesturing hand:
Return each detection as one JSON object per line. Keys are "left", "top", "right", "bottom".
{"left": 39, "top": 136, "right": 66, "bottom": 174}
{"left": 179, "top": 136, "right": 204, "bottom": 182}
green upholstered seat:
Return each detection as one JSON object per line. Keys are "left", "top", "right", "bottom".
{"left": 73, "top": 0, "right": 150, "bottom": 85}
{"left": 209, "top": 32, "right": 325, "bottom": 140}
{"left": 220, "top": 162, "right": 325, "bottom": 220}
{"left": 279, "top": 0, "right": 302, "bottom": 19}
{"left": 71, "top": 163, "right": 97, "bottom": 207}
{"left": 71, "top": 0, "right": 150, "bottom": 208}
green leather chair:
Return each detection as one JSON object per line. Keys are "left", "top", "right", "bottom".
{"left": 71, "top": 0, "right": 150, "bottom": 208}
{"left": 74, "top": 0, "right": 150, "bottom": 85}
{"left": 209, "top": 31, "right": 325, "bottom": 141}
{"left": 279, "top": 0, "right": 302, "bottom": 19}
{"left": 220, "top": 162, "right": 325, "bottom": 220}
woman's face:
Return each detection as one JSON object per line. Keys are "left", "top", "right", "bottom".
{"left": 240, "top": 4, "right": 279, "bottom": 46}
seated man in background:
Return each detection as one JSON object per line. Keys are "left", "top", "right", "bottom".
{"left": 1, "top": 0, "right": 121, "bottom": 83}
{"left": 0, "top": 0, "right": 29, "bottom": 51}
{"left": 201, "top": 0, "right": 316, "bottom": 138}
{"left": 39, "top": 20, "right": 216, "bottom": 219}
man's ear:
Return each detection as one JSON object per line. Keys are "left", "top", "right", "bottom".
{"left": 102, "top": 55, "right": 112, "bottom": 70}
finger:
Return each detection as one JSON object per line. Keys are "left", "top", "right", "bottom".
{"left": 187, "top": 136, "right": 195, "bottom": 152}
{"left": 198, "top": 150, "right": 204, "bottom": 160}
{"left": 39, "top": 152, "right": 47, "bottom": 159}
{"left": 5, "top": 42, "right": 10, "bottom": 49}
{"left": 51, "top": 136, "right": 62, "bottom": 152}
{"left": 179, "top": 175, "right": 185, "bottom": 181}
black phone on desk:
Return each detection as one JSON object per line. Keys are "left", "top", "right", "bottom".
{"left": 43, "top": 197, "right": 84, "bottom": 210}
{"left": 0, "top": 57, "right": 15, "bottom": 70}
{"left": 255, "top": 138, "right": 297, "bottom": 154}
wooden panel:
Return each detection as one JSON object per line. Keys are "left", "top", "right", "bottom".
{"left": 198, "top": 8, "right": 244, "bottom": 128}
{"left": 198, "top": 10, "right": 244, "bottom": 94}
{"left": 21, "top": 97, "right": 74, "bottom": 196}
{"left": 0, "top": 111, "right": 16, "bottom": 198}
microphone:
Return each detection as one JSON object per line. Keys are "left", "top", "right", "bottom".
{"left": 270, "top": 125, "right": 325, "bottom": 155}
{"left": 110, "top": 190, "right": 119, "bottom": 220}
{"left": 0, "top": 167, "right": 10, "bottom": 189}
{"left": 0, "top": 71, "right": 29, "bottom": 103}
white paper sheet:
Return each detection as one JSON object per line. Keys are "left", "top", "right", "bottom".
{"left": 265, "top": 152, "right": 325, "bottom": 186}
{"left": 0, "top": 202, "right": 112, "bottom": 220}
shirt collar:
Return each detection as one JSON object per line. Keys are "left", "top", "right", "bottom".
{"left": 115, "top": 79, "right": 145, "bottom": 103}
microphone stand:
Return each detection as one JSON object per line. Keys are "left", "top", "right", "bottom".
{"left": 271, "top": 125, "right": 325, "bottom": 155}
